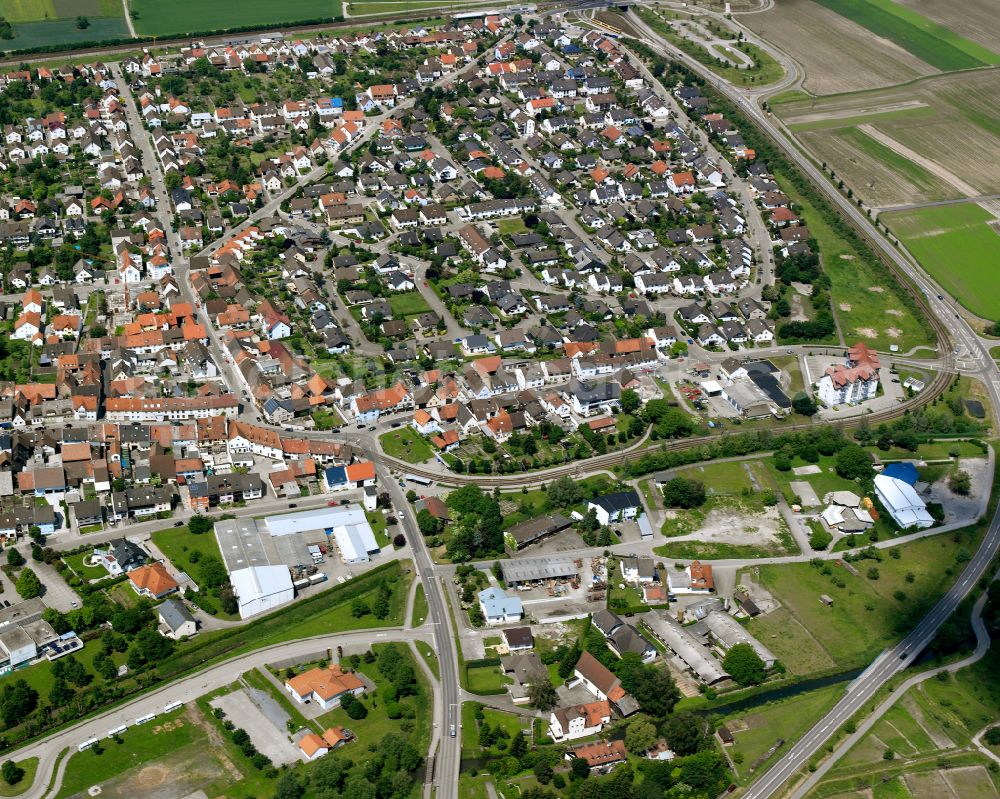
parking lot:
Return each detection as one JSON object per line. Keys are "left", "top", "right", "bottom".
{"left": 210, "top": 687, "right": 300, "bottom": 765}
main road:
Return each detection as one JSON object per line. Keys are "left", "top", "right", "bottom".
{"left": 622, "top": 7, "right": 1000, "bottom": 798}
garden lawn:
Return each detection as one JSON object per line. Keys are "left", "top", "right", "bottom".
{"left": 62, "top": 552, "right": 110, "bottom": 581}
{"left": 465, "top": 665, "right": 511, "bottom": 694}
{"left": 131, "top": 0, "right": 343, "bottom": 36}
{"left": 379, "top": 428, "right": 433, "bottom": 464}
{"left": 461, "top": 702, "right": 527, "bottom": 757}
{"left": 151, "top": 525, "right": 225, "bottom": 574}
{"left": 366, "top": 510, "right": 390, "bottom": 548}
{"left": 496, "top": 218, "right": 529, "bottom": 236}
{"left": 388, "top": 291, "right": 432, "bottom": 318}
{"left": 883, "top": 204, "right": 1000, "bottom": 319}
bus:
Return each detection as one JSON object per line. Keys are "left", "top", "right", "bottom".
{"left": 134, "top": 713, "right": 156, "bottom": 725}
{"left": 78, "top": 737, "right": 98, "bottom": 752}
{"left": 163, "top": 700, "right": 183, "bottom": 713}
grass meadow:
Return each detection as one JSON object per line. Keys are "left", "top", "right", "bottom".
{"left": 884, "top": 204, "right": 1000, "bottom": 319}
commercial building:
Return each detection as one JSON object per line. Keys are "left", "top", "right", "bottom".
{"left": 230, "top": 565, "right": 295, "bottom": 619}
{"left": 641, "top": 611, "right": 729, "bottom": 685}
{"left": 478, "top": 587, "right": 523, "bottom": 624}
{"left": 874, "top": 473, "right": 934, "bottom": 529}
{"left": 500, "top": 557, "right": 577, "bottom": 587}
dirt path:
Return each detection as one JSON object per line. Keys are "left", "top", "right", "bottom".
{"left": 185, "top": 705, "right": 243, "bottom": 782}
{"left": 784, "top": 100, "right": 927, "bottom": 127}
{"left": 858, "top": 124, "right": 981, "bottom": 197}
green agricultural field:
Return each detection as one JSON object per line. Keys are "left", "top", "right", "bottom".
{"left": 838, "top": 127, "right": 956, "bottom": 196}
{"left": 811, "top": 0, "right": 1000, "bottom": 70}
{"left": 130, "top": 0, "right": 342, "bottom": 37}
{"left": 379, "top": 427, "right": 434, "bottom": 463}
{"left": 883, "top": 204, "right": 1000, "bottom": 319}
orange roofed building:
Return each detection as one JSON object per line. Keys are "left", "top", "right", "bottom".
{"left": 285, "top": 664, "right": 365, "bottom": 711}
{"left": 128, "top": 562, "right": 179, "bottom": 599}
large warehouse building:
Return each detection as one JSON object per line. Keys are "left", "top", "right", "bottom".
{"left": 214, "top": 506, "right": 381, "bottom": 618}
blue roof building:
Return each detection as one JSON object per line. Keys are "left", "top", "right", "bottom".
{"left": 883, "top": 462, "right": 919, "bottom": 486}
{"left": 324, "top": 466, "right": 347, "bottom": 490}
{"left": 478, "top": 587, "right": 523, "bottom": 625}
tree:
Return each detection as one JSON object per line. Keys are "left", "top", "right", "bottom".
{"left": 416, "top": 508, "right": 440, "bottom": 536}
{"left": 5, "top": 549, "right": 24, "bottom": 569}
{"left": 341, "top": 693, "right": 367, "bottom": 720}
{"left": 351, "top": 598, "right": 370, "bottom": 618}
{"left": 570, "top": 756, "right": 591, "bottom": 780}
{"left": 660, "top": 712, "right": 707, "bottom": 756}
{"left": 0, "top": 680, "right": 38, "bottom": 727}
{"left": 835, "top": 444, "right": 874, "bottom": 481}
{"left": 273, "top": 772, "right": 304, "bottom": 799}
{"left": 15, "top": 568, "right": 40, "bottom": 600}
{"left": 792, "top": 392, "right": 818, "bottom": 416}
{"left": 984, "top": 727, "right": 1000, "bottom": 746}
{"left": 508, "top": 730, "right": 527, "bottom": 758}
{"left": 620, "top": 389, "right": 641, "bottom": 415}
{"left": 547, "top": 476, "right": 582, "bottom": 508}
{"left": 75, "top": 15, "right": 89, "bottom": 29}
{"left": 0, "top": 761, "right": 23, "bottom": 786}
{"left": 533, "top": 758, "right": 554, "bottom": 784}
{"left": 188, "top": 514, "right": 213, "bottom": 534}
{"left": 617, "top": 655, "right": 680, "bottom": 717}
{"left": 528, "top": 678, "right": 558, "bottom": 711}
{"left": 722, "top": 643, "right": 767, "bottom": 686}
{"left": 661, "top": 477, "right": 706, "bottom": 509}
{"left": 949, "top": 470, "right": 971, "bottom": 495}
{"left": 624, "top": 718, "right": 657, "bottom": 754}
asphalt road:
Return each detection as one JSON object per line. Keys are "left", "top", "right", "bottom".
{"left": 383, "top": 465, "right": 462, "bottom": 799}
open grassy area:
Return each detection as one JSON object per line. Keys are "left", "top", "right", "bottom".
{"left": 131, "top": 0, "right": 343, "bottom": 36}
{"left": 461, "top": 702, "right": 527, "bottom": 758}
{"left": 776, "top": 171, "right": 933, "bottom": 351}
{"left": 745, "top": 524, "right": 984, "bottom": 673}
{"left": 496, "top": 218, "right": 529, "bottom": 236}
{"left": 725, "top": 683, "right": 844, "bottom": 783}
{"left": 388, "top": 291, "right": 432, "bottom": 318}
{"left": 811, "top": 0, "right": 1000, "bottom": 70}
{"left": 54, "top": 706, "right": 192, "bottom": 799}
{"left": 379, "top": 427, "right": 434, "bottom": 464}
{"left": 411, "top": 582, "right": 428, "bottom": 626}
{"left": 0, "top": 758, "right": 37, "bottom": 797}
{"left": 883, "top": 204, "right": 1000, "bottom": 319}
{"left": 2, "top": 17, "right": 129, "bottom": 50}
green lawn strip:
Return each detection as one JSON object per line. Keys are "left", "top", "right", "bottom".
{"left": 53, "top": 706, "right": 192, "bottom": 799}
{"left": 414, "top": 640, "right": 439, "bottom": 680}
{"left": 458, "top": 773, "right": 493, "bottom": 799}
{"left": 725, "top": 683, "right": 843, "bottom": 783}
{"left": 379, "top": 428, "right": 434, "bottom": 464}
{"left": 411, "top": 582, "right": 428, "bottom": 627}
{"left": 810, "top": 0, "right": 1000, "bottom": 70}
{"left": 388, "top": 291, "right": 432, "bottom": 318}
{"left": 151, "top": 525, "right": 226, "bottom": 573}
{"left": 775, "top": 170, "right": 931, "bottom": 352}
{"left": 366, "top": 510, "right": 390, "bottom": 548}
{"left": 0, "top": 757, "right": 37, "bottom": 797}
{"left": 883, "top": 204, "right": 1000, "bottom": 319}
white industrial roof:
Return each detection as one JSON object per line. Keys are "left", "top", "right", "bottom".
{"left": 264, "top": 506, "right": 367, "bottom": 537}
{"left": 874, "top": 474, "right": 934, "bottom": 529}
{"left": 230, "top": 565, "right": 294, "bottom": 603}
{"left": 334, "top": 523, "right": 379, "bottom": 561}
